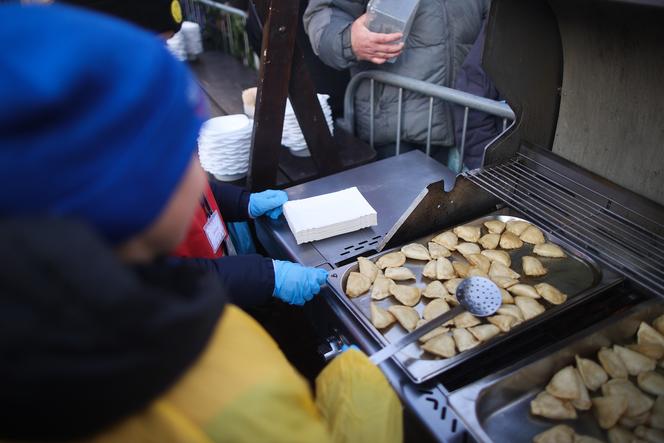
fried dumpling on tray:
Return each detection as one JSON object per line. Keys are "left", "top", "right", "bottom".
{"left": 576, "top": 354, "right": 609, "bottom": 391}
{"left": 500, "top": 288, "right": 515, "bottom": 304}
{"left": 428, "top": 241, "right": 451, "bottom": 259}
{"left": 401, "top": 243, "right": 431, "bottom": 261}
{"left": 371, "top": 302, "right": 396, "bottom": 329}
{"left": 346, "top": 272, "right": 372, "bottom": 297}
{"left": 638, "top": 322, "right": 664, "bottom": 348}
{"left": 598, "top": 347, "right": 629, "bottom": 379}
{"left": 498, "top": 304, "right": 525, "bottom": 323}
{"left": 431, "top": 231, "right": 458, "bottom": 250}
{"left": 500, "top": 231, "right": 524, "bottom": 249}
{"left": 488, "top": 314, "right": 517, "bottom": 332}
{"left": 452, "top": 328, "right": 480, "bottom": 352}
{"left": 455, "top": 242, "right": 482, "bottom": 257}
{"left": 634, "top": 426, "right": 664, "bottom": 443}
{"left": 508, "top": 284, "right": 541, "bottom": 299}
{"left": 530, "top": 391, "right": 577, "bottom": 420}
{"left": 417, "top": 319, "right": 449, "bottom": 343}
{"left": 491, "top": 276, "right": 519, "bottom": 289}
{"left": 423, "top": 299, "right": 451, "bottom": 321}
{"left": 572, "top": 368, "right": 592, "bottom": 410}
{"left": 602, "top": 379, "right": 654, "bottom": 418}
{"left": 520, "top": 225, "right": 546, "bottom": 245}
{"left": 523, "top": 256, "right": 548, "bottom": 277}
{"left": 469, "top": 324, "right": 500, "bottom": 342}
{"left": 452, "top": 261, "right": 471, "bottom": 278}
{"left": 484, "top": 219, "right": 506, "bottom": 234}
{"left": 481, "top": 249, "right": 512, "bottom": 267}
{"left": 467, "top": 267, "right": 489, "bottom": 278}
{"left": 453, "top": 225, "right": 481, "bottom": 243}
{"left": 387, "top": 305, "right": 420, "bottom": 332}
{"left": 479, "top": 233, "right": 501, "bottom": 250}
{"left": 515, "top": 296, "right": 546, "bottom": 320}
{"left": 376, "top": 251, "right": 406, "bottom": 269}
{"left": 574, "top": 435, "right": 605, "bottom": 443}
{"left": 444, "top": 278, "right": 463, "bottom": 295}
{"left": 613, "top": 345, "right": 656, "bottom": 376}
{"left": 653, "top": 315, "right": 664, "bottom": 336}
{"left": 533, "top": 242, "right": 567, "bottom": 258}
{"left": 422, "top": 280, "right": 448, "bottom": 299}
{"left": 650, "top": 395, "right": 664, "bottom": 430}
{"left": 389, "top": 282, "right": 421, "bottom": 307}
{"left": 489, "top": 261, "right": 521, "bottom": 279}
{"left": 421, "top": 333, "right": 456, "bottom": 358}
{"left": 422, "top": 260, "right": 438, "bottom": 280}
{"left": 384, "top": 266, "right": 416, "bottom": 281}
{"left": 506, "top": 220, "right": 532, "bottom": 236}
{"left": 607, "top": 427, "right": 637, "bottom": 443}
{"left": 593, "top": 395, "right": 629, "bottom": 429}
{"left": 453, "top": 311, "right": 481, "bottom": 329}
{"left": 371, "top": 276, "right": 393, "bottom": 300}
{"left": 467, "top": 253, "right": 491, "bottom": 274}
{"left": 637, "top": 371, "right": 664, "bottom": 396}
{"left": 532, "top": 425, "right": 576, "bottom": 443}
{"left": 546, "top": 366, "right": 581, "bottom": 400}
{"left": 628, "top": 343, "right": 664, "bottom": 360}
{"left": 535, "top": 283, "right": 567, "bottom": 305}
{"left": 435, "top": 257, "right": 456, "bottom": 280}
{"left": 619, "top": 411, "right": 650, "bottom": 429}
{"left": 358, "top": 256, "right": 380, "bottom": 282}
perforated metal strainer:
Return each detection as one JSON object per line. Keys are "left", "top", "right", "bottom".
{"left": 370, "top": 277, "right": 502, "bottom": 365}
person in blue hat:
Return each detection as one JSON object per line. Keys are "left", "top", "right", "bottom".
{"left": 55, "top": 0, "right": 324, "bottom": 312}
{"left": 0, "top": 4, "right": 402, "bottom": 442}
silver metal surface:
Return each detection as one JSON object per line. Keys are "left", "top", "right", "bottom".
{"left": 369, "top": 278, "right": 501, "bottom": 365}
{"left": 448, "top": 300, "right": 664, "bottom": 443}
{"left": 466, "top": 150, "right": 664, "bottom": 297}
{"left": 327, "top": 213, "right": 623, "bottom": 383}
{"left": 255, "top": 150, "right": 455, "bottom": 268}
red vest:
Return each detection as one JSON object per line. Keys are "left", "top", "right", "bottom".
{"left": 172, "top": 182, "right": 226, "bottom": 259}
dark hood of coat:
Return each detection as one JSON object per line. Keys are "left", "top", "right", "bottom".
{"left": 0, "top": 218, "right": 227, "bottom": 441}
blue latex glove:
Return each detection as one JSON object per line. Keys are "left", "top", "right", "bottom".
{"left": 249, "top": 190, "right": 288, "bottom": 219}
{"left": 340, "top": 344, "right": 360, "bottom": 353}
{"left": 272, "top": 260, "right": 328, "bottom": 306}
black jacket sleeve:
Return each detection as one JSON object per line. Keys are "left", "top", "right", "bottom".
{"left": 171, "top": 254, "right": 275, "bottom": 310}
{"left": 208, "top": 180, "right": 251, "bottom": 222}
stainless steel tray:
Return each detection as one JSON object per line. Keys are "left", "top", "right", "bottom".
{"left": 327, "top": 213, "right": 623, "bottom": 384}
{"left": 448, "top": 300, "right": 664, "bottom": 443}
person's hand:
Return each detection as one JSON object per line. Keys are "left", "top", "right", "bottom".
{"left": 350, "top": 14, "right": 404, "bottom": 64}
{"left": 249, "top": 189, "right": 288, "bottom": 219}
{"left": 272, "top": 260, "right": 328, "bottom": 306}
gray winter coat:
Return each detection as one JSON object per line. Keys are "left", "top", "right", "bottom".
{"left": 304, "top": 0, "right": 489, "bottom": 147}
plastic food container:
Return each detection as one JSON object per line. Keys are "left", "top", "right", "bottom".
{"left": 365, "top": 0, "right": 421, "bottom": 62}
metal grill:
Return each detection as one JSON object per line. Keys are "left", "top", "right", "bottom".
{"left": 465, "top": 151, "right": 664, "bottom": 296}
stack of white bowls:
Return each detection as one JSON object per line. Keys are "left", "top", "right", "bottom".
{"left": 166, "top": 32, "right": 187, "bottom": 61}
{"left": 180, "top": 21, "right": 203, "bottom": 60}
{"left": 198, "top": 115, "right": 253, "bottom": 181}
{"left": 281, "top": 94, "right": 334, "bottom": 157}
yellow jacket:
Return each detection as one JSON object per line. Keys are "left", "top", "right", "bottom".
{"left": 86, "top": 305, "right": 403, "bottom": 443}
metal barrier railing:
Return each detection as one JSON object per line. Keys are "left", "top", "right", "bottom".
{"left": 182, "top": 0, "right": 259, "bottom": 69}
{"left": 339, "top": 70, "right": 515, "bottom": 172}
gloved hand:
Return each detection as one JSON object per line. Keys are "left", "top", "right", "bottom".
{"left": 249, "top": 190, "right": 288, "bottom": 219}
{"left": 272, "top": 260, "right": 328, "bottom": 306}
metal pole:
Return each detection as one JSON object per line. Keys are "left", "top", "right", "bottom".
{"left": 396, "top": 87, "right": 403, "bottom": 155}
{"left": 370, "top": 78, "right": 375, "bottom": 149}
{"left": 426, "top": 97, "right": 434, "bottom": 156}
{"left": 458, "top": 106, "right": 469, "bottom": 173}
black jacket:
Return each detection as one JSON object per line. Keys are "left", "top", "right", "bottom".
{"left": 0, "top": 218, "right": 227, "bottom": 441}
{"left": 183, "top": 181, "right": 275, "bottom": 309}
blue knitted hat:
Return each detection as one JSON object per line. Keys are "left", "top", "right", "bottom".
{"left": 0, "top": 4, "right": 207, "bottom": 243}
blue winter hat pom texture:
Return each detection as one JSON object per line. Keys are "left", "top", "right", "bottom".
{"left": 0, "top": 4, "right": 208, "bottom": 243}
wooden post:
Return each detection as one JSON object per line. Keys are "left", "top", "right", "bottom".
{"left": 247, "top": 0, "right": 300, "bottom": 191}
